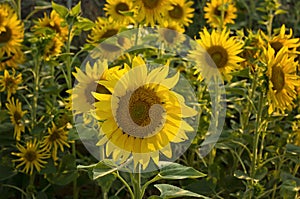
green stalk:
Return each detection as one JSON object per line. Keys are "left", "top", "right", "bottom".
{"left": 32, "top": 56, "right": 41, "bottom": 129}
{"left": 132, "top": 170, "right": 142, "bottom": 199}
{"left": 116, "top": 172, "right": 134, "bottom": 199}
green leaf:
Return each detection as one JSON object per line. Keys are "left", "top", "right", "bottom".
{"left": 74, "top": 17, "right": 95, "bottom": 31}
{"left": 46, "top": 154, "right": 78, "bottom": 185}
{"left": 286, "top": 144, "right": 300, "bottom": 154}
{"left": 234, "top": 170, "right": 252, "bottom": 181}
{"left": 92, "top": 159, "right": 118, "bottom": 180}
{"left": 51, "top": 1, "right": 68, "bottom": 18}
{"left": 158, "top": 162, "right": 206, "bottom": 180}
{"left": 95, "top": 172, "right": 116, "bottom": 193}
{"left": 280, "top": 180, "right": 299, "bottom": 199}
{"left": 154, "top": 184, "right": 210, "bottom": 199}
{"left": 70, "top": 1, "right": 81, "bottom": 16}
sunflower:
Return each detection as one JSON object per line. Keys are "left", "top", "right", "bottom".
{"left": 11, "top": 139, "right": 50, "bottom": 175}
{"left": 189, "top": 27, "right": 244, "bottom": 81}
{"left": 0, "top": 48, "right": 24, "bottom": 70}
{"left": 104, "top": 0, "right": 135, "bottom": 25}
{"left": 134, "top": 0, "right": 171, "bottom": 26}
{"left": 41, "top": 122, "right": 71, "bottom": 162}
{"left": 157, "top": 21, "right": 185, "bottom": 47}
{"left": 163, "top": 0, "right": 194, "bottom": 27}
{"left": 260, "top": 25, "right": 300, "bottom": 56}
{"left": 33, "top": 10, "right": 68, "bottom": 42}
{"left": 0, "top": 3, "right": 14, "bottom": 32}
{"left": 66, "top": 59, "right": 127, "bottom": 124}
{"left": 6, "top": 97, "right": 27, "bottom": 141}
{"left": 0, "top": 69, "right": 22, "bottom": 98}
{"left": 0, "top": 5, "right": 23, "bottom": 55}
{"left": 43, "top": 36, "right": 64, "bottom": 61}
{"left": 264, "top": 45, "right": 300, "bottom": 114}
{"left": 204, "top": 0, "right": 237, "bottom": 28}
{"left": 93, "top": 56, "right": 197, "bottom": 170}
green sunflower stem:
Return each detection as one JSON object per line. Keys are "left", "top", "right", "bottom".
{"left": 132, "top": 167, "right": 142, "bottom": 199}
{"left": 32, "top": 56, "right": 41, "bottom": 129}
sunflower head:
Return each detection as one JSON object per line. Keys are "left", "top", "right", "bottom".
{"left": 264, "top": 45, "right": 300, "bottom": 114}
{"left": 157, "top": 21, "right": 185, "bottom": 47}
{"left": 163, "top": 0, "right": 194, "bottom": 27}
{"left": 0, "top": 48, "right": 24, "bottom": 70}
{"left": 92, "top": 56, "right": 198, "bottom": 171}
{"left": 189, "top": 27, "right": 244, "bottom": 81}
{"left": 11, "top": 139, "right": 50, "bottom": 175}
{"left": 0, "top": 69, "right": 22, "bottom": 98}
{"left": 43, "top": 36, "right": 64, "bottom": 61}
{"left": 204, "top": 0, "right": 237, "bottom": 28}
{"left": 104, "top": 0, "right": 135, "bottom": 25}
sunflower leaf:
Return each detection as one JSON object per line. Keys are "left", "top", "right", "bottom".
{"left": 92, "top": 159, "right": 118, "bottom": 180}
{"left": 158, "top": 162, "right": 206, "bottom": 180}
{"left": 154, "top": 184, "right": 210, "bottom": 199}
{"left": 70, "top": 1, "right": 81, "bottom": 16}
{"left": 51, "top": 1, "right": 68, "bottom": 18}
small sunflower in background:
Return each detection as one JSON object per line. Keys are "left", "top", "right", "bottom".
{"left": 11, "top": 139, "right": 50, "bottom": 175}
{"left": 43, "top": 36, "right": 64, "bottom": 61}
{"left": 33, "top": 10, "right": 68, "bottom": 42}
{"left": 134, "top": 0, "right": 172, "bottom": 26}
{"left": 157, "top": 21, "right": 186, "bottom": 47}
{"left": 0, "top": 4, "right": 24, "bottom": 55}
{"left": 104, "top": 0, "right": 135, "bottom": 25}
{"left": 0, "top": 48, "right": 25, "bottom": 70}
{"left": 204, "top": 0, "right": 237, "bottom": 28}
{"left": 41, "top": 122, "right": 71, "bottom": 163}
{"left": 0, "top": 69, "right": 22, "bottom": 99}
{"left": 93, "top": 56, "right": 197, "bottom": 170}
{"left": 264, "top": 45, "right": 300, "bottom": 114}
{"left": 163, "top": 0, "right": 194, "bottom": 27}
{"left": 189, "top": 27, "right": 244, "bottom": 81}
{"left": 6, "top": 98, "right": 27, "bottom": 141}
{"left": 260, "top": 25, "right": 300, "bottom": 56}
{"left": 66, "top": 60, "right": 127, "bottom": 124}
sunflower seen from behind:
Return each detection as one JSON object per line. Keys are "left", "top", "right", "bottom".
{"left": 0, "top": 48, "right": 24, "bottom": 70}
{"left": 11, "top": 139, "right": 50, "bottom": 175}
{"left": 41, "top": 122, "right": 71, "bottom": 163}
{"left": 264, "top": 45, "right": 300, "bottom": 114}
{"left": 189, "top": 27, "right": 244, "bottom": 81}
{"left": 93, "top": 56, "right": 197, "bottom": 170}
{"left": 0, "top": 69, "right": 22, "bottom": 99}
{"left": 6, "top": 97, "right": 27, "bottom": 141}
{"left": 204, "top": 0, "right": 237, "bottom": 28}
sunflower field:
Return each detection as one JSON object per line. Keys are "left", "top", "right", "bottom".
{"left": 0, "top": 0, "right": 300, "bottom": 198}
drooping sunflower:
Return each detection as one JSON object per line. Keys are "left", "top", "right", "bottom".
{"left": 33, "top": 10, "right": 68, "bottom": 42}
{"left": 11, "top": 139, "right": 50, "bottom": 175}
{"left": 134, "top": 0, "right": 171, "bottom": 26}
{"left": 93, "top": 56, "right": 197, "bottom": 170}
{"left": 189, "top": 27, "right": 244, "bottom": 81}
{"left": 0, "top": 48, "right": 24, "bottom": 70}
{"left": 163, "top": 0, "right": 194, "bottom": 27}
{"left": 264, "top": 45, "right": 300, "bottom": 114}
{"left": 0, "top": 5, "right": 23, "bottom": 55}
{"left": 204, "top": 0, "right": 237, "bottom": 28}
{"left": 6, "top": 97, "right": 27, "bottom": 141}
{"left": 41, "top": 122, "right": 71, "bottom": 162}
{"left": 66, "top": 60, "right": 127, "bottom": 124}
{"left": 260, "top": 25, "right": 300, "bottom": 56}
{"left": 157, "top": 21, "right": 185, "bottom": 47}
{"left": 104, "top": 0, "right": 135, "bottom": 25}
{"left": 0, "top": 69, "right": 22, "bottom": 98}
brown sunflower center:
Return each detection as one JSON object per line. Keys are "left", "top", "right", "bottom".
{"left": 13, "top": 111, "right": 22, "bottom": 125}
{"left": 49, "top": 130, "right": 61, "bottom": 142}
{"left": 85, "top": 82, "right": 111, "bottom": 105}
{"left": 102, "top": 29, "right": 119, "bottom": 39}
{"left": 214, "top": 6, "right": 227, "bottom": 18}
{"left": 207, "top": 45, "right": 228, "bottom": 68}
{"left": 47, "top": 23, "right": 61, "bottom": 34}
{"left": 24, "top": 150, "right": 37, "bottom": 162}
{"left": 0, "top": 26, "right": 12, "bottom": 44}
{"left": 5, "top": 77, "right": 15, "bottom": 88}
{"left": 270, "top": 41, "right": 283, "bottom": 55}
{"left": 163, "top": 29, "right": 177, "bottom": 44}
{"left": 142, "top": 0, "right": 160, "bottom": 9}
{"left": 129, "top": 87, "right": 162, "bottom": 126}
{"left": 115, "top": 2, "right": 129, "bottom": 14}
{"left": 271, "top": 65, "right": 285, "bottom": 92}
{"left": 169, "top": 5, "right": 184, "bottom": 19}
